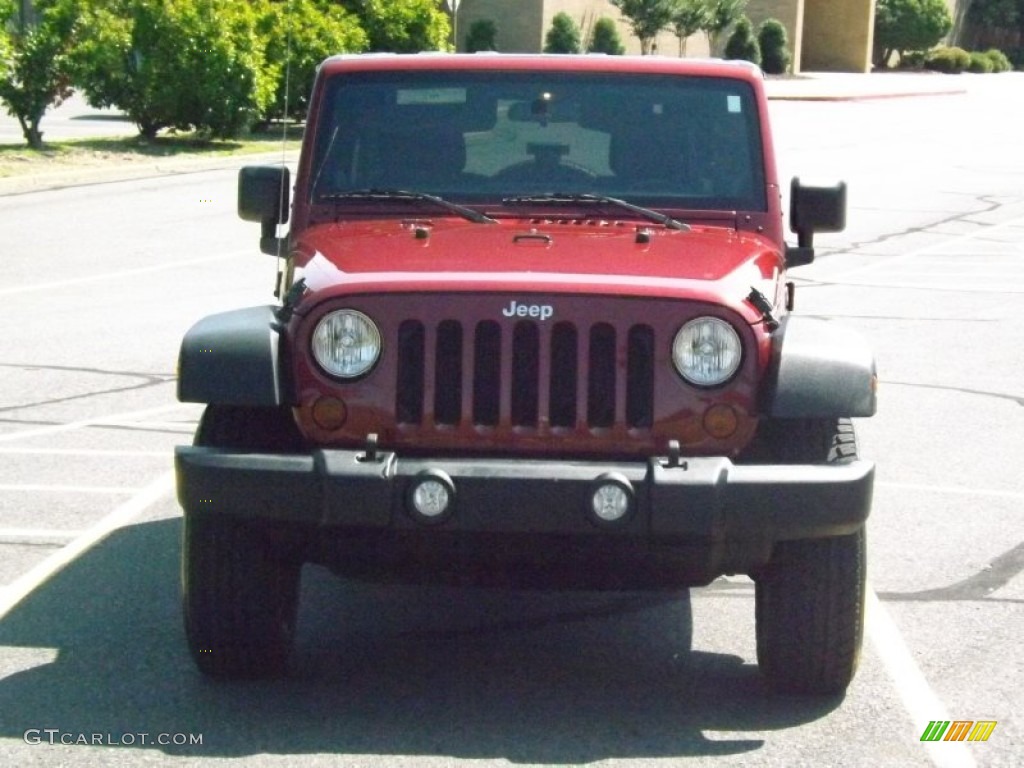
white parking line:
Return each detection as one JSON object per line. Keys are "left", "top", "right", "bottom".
{"left": 0, "top": 484, "right": 140, "bottom": 494}
{"left": 0, "top": 472, "right": 173, "bottom": 621}
{"left": 0, "top": 250, "right": 252, "bottom": 297}
{"left": 0, "top": 403, "right": 185, "bottom": 444}
{"left": 0, "top": 528, "right": 86, "bottom": 544}
{"left": 866, "top": 588, "right": 976, "bottom": 768}
{"left": 0, "top": 448, "right": 167, "bottom": 457}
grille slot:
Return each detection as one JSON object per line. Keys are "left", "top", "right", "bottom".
{"left": 434, "top": 320, "right": 463, "bottom": 425}
{"left": 396, "top": 319, "right": 655, "bottom": 431}
{"left": 395, "top": 320, "right": 425, "bottom": 424}
{"left": 472, "top": 321, "right": 501, "bottom": 425}
{"left": 511, "top": 322, "right": 540, "bottom": 426}
{"left": 627, "top": 325, "right": 655, "bottom": 428}
{"left": 587, "top": 323, "right": 616, "bottom": 428}
{"left": 549, "top": 322, "right": 578, "bottom": 428}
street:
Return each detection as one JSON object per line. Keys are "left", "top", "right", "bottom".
{"left": 1, "top": 73, "right": 1022, "bottom": 766}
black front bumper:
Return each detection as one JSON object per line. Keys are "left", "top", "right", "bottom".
{"left": 175, "top": 446, "right": 873, "bottom": 585}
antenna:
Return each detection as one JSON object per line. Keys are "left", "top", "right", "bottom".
{"left": 275, "top": 0, "right": 296, "bottom": 292}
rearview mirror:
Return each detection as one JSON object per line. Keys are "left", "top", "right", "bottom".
{"left": 239, "top": 166, "right": 290, "bottom": 256}
{"left": 786, "top": 177, "right": 847, "bottom": 267}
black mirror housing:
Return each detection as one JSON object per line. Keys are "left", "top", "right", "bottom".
{"left": 790, "top": 177, "right": 846, "bottom": 246}
{"left": 786, "top": 178, "right": 846, "bottom": 267}
{"left": 238, "top": 166, "right": 290, "bottom": 226}
{"left": 239, "top": 166, "right": 290, "bottom": 256}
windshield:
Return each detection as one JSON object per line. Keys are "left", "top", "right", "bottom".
{"left": 310, "top": 70, "right": 766, "bottom": 212}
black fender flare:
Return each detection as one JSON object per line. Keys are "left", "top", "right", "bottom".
{"left": 177, "top": 306, "right": 290, "bottom": 406}
{"left": 762, "top": 315, "right": 877, "bottom": 418}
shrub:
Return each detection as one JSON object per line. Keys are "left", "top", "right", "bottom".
{"left": 71, "top": 0, "right": 276, "bottom": 139}
{"left": 873, "top": 0, "right": 952, "bottom": 68}
{"left": 898, "top": 50, "right": 927, "bottom": 69}
{"left": 464, "top": 19, "right": 497, "bottom": 52}
{"left": 544, "top": 12, "right": 582, "bottom": 54}
{"left": 724, "top": 16, "right": 760, "bottom": 67}
{"left": 924, "top": 46, "right": 970, "bottom": 73}
{"left": 588, "top": 17, "right": 625, "bottom": 55}
{"left": 758, "top": 18, "right": 791, "bottom": 74}
{"left": 984, "top": 48, "right": 1012, "bottom": 73}
{"left": 967, "top": 51, "right": 994, "bottom": 73}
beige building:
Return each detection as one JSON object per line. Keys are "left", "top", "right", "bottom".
{"left": 455, "top": 0, "right": 880, "bottom": 73}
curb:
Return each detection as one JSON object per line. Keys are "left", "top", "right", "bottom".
{"left": 765, "top": 86, "right": 968, "bottom": 102}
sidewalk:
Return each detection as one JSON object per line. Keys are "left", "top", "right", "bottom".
{"left": 763, "top": 71, "right": 977, "bottom": 101}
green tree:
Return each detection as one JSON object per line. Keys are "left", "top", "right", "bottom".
{"left": 71, "top": 0, "right": 275, "bottom": 139}
{"left": 873, "top": 0, "right": 953, "bottom": 67}
{"left": 359, "top": 0, "right": 450, "bottom": 52}
{"left": 611, "top": 0, "right": 679, "bottom": 55}
{"left": 724, "top": 15, "right": 760, "bottom": 65}
{"left": 544, "top": 11, "right": 582, "bottom": 53}
{"left": 465, "top": 18, "right": 497, "bottom": 52}
{"left": 588, "top": 17, "right": 626, "bottom": 54}
{"left": 758, "top": 18, "right": 791, "bottom": 74}
{"left": 702, "top": 0, "right": 746, "bottom": 54}
{"left": 672, "top": 0, "right": 709, "bottom": 56}
{"left": 260, "top": 0, "right": 367, "bottom": 120}
{"left": 0, "top": 0, "right": 78, "bottom": 149}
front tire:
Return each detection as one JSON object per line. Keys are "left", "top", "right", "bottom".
{"left": 183, "top": 514, "right": 301, "bottom": 679}
{"left": 182, "top": 405, "right": 302, "bottom": 679}
{"left": 752, "top": 418, "right": 866, "bottom": 695}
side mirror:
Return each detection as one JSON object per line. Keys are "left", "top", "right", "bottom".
{"left": 786, "top": 177, "right": 846, "bottom": 267}
{"left": 238, "top": 166, "right": 290, "bottom": 255}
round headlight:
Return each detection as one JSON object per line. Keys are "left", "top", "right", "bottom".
{"left": 672, "top": 317, "right": 742, "bottom": 387}
{"left": 312, "top": 310, "right": 381, "bottom": 378}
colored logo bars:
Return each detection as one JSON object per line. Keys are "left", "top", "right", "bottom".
{"left": 920, "top": 721, "right": 997, "bottom": 742}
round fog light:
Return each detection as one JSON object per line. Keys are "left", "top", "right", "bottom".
{"left": 311, "top": 396, "right": 348, "bottom": 431}
{"left": 703, "top": 403, "right": 739, "bottom": 439}
{"left": 407, "top": 471, "right": 455, "bottom": 524}
{"left": 589, "top": 473, "right": 634, "bottom": 525}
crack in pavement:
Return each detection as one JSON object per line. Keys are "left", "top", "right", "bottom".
{"left": 801, "top": 313, "right": 997, "bottom": 323}
{"left": 828, "top": 194, "right": 1006, "bottom": 256}
{"left": 879, "top": 542, "right": 1024, "bottom": 603}
{"left": 0, "top": 363, "right": 176, "bottom": 413}
{"left": 883, "top": 380, "right": 1024, "bottom": 406}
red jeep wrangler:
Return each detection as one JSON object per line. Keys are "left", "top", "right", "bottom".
{"left": 176, "top": 54, "right": 875, "bottom": 694}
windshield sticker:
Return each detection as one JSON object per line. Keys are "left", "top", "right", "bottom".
{"left": 397, "top": 88, "right": 467, "bottom": 105}
{"left": 727, "top": 94, "right": 742, "bottom": 113}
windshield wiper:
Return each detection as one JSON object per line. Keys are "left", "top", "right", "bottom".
{"left": 502, "top": 193, "right": 690, "bottom": 231}
{"left": 320, "top": 188, "right": 496, "bottom": 224}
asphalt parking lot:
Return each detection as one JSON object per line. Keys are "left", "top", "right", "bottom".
{"left": 1, "top": 71, "right": 1022, "bottom": 766}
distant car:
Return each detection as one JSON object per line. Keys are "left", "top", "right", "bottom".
{"left": 176, "top": 53, "right": 876, "bottom": 694}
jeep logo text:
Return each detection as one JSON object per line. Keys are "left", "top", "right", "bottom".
{"left": 502, "top": 301, "right": 554, "bottom": 321}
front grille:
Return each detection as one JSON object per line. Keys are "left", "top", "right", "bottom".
{"left": 395, "top": 318, "right": 655, "bottom": 431}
